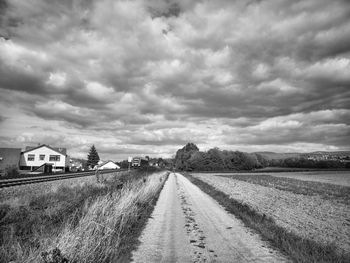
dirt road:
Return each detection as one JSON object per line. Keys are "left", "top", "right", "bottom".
{"left": 131, "top": 173, "right": 289, "bottom": 262}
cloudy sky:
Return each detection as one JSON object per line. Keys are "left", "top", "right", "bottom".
{"left": 0, "top": 0, "right": 349, "bottom": 160}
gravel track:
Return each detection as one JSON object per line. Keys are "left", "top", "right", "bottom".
{"left": 131, "top": 173, "right": 288, "bottom": 262}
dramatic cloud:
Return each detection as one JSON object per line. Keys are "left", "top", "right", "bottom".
{"left": 0, "top": 0, "right": 349, "bottom": 160}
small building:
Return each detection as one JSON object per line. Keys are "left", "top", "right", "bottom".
{"left": 20, "top": 144, "right": 69, "bottom": 172}
{"left": 97, "top": 161, "right": 120, "bottom": 170}
{"left": 0, "top": 148, "right": 21, "bottom": 176}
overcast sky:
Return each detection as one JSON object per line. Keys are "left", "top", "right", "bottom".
{"left": 0, "top": 0, "right": 349, "bottom": 160}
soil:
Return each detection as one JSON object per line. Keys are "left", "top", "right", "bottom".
{"left": 131, "top": 173, "right": 289, "bottom": 262}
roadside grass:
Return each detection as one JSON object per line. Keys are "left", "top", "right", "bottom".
{"left": 50, "top": 172, "right": 168, "bottom": 263}
{"left": 184, "top": 173, "right": 350, "bottom": 263}
{"left": 215, "top": 173, "right": 350, "bottom": 204}
{"left": 0, "top": 168, "right": 167, "bottom": 263}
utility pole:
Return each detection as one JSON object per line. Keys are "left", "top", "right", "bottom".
{"left": 128, "top": 156, "right": 132, "bottom": 173}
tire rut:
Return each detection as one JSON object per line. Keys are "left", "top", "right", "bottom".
{"left": 176, "top": 174, "right": 218, "bottom": 262}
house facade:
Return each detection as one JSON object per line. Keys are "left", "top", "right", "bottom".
{"left": 20, "top": 144, "right": 69, "bottom": 172}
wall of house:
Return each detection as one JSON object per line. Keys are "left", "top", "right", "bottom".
{"left": 20, "top": 146, "right": 66, "bottom": 170}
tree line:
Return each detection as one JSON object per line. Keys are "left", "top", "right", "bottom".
{"left": 174, "top": 143, "right": 350, "bottom": 171}
{"left": 174, "top": 143, "right": 267, "bottom": 171}
{"left": 269, "top": 157, "right": 350, "bottom": 169}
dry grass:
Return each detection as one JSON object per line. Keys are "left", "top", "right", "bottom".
{"left": 0, "top": 169, "right": 168, "bottom": 263}
{"left": 191, "top": 173, "right": 350, "bottom": 254}
{"left": 0, "top": 171, "right": 120, "bottom": 207}
{"left": 23, "top": 172, "right": 168, "bottom": 263}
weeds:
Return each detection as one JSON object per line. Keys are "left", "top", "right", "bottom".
{"left": 29, "top": 171, "right": 169, "bottom": 262}
{"left": 41, "top": 248, "right": 68, "bottom": 263}
{"left": 0, "top": 169, "right": 167, "bottom": 263}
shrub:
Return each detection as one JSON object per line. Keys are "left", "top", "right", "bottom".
{"left": 4, "top": 165, "right": 20, "bottom": 177}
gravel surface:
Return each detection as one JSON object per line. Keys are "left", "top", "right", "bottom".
{"left": 131, "top": 173, "right": 289, "bottom": 262}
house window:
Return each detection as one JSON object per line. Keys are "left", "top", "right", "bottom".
{"left": 39, "top": 154, "right": 45, "bottom": 161}
{"left": 49, "top": 155, "right": 60, "bottom": 162}
{"left": 28, "top": 154, "right": 35, "bottom": 161}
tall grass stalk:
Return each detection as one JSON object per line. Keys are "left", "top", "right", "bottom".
{"left": 25, "top": 172, "right": 168, "bottom": 263}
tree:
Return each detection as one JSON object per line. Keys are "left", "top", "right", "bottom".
{"left": 174, "top": 144, "right": 267, "bottom": 171}
{"left": 174, "top": 143, "right": 199, "bottom": 170}
{"left": 87, "top": 145, "right": 100, "bottom": 169}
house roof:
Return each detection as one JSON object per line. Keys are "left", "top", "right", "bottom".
{"left": 23, "top": 144, "right": 67, "bottom": 155}
{"left": 98, "top": 160, "right": 120, "bottom": 167}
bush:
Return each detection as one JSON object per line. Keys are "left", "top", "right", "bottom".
{"left": 4, "top": 165, "right": 20, "bottom": 177}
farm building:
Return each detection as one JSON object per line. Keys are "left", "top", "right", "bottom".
{"left": 20, "top": 144, "right": 69, "bottom": 172}
{"left": 0, "top": 148, "right": 21, "bottom": 176}
{"left": 97, "top": 161, "right": 120, "bottom": 170}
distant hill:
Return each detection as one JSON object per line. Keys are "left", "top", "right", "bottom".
{"left": 255, "top": 151, "right": 350, "bottom": 160}
{"left": 303, "top": 151, "right": 350, "bottom": 156}
{"left": 254, "top": 152, "right": 301, "bottom": 160}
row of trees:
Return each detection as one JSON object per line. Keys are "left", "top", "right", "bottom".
{"left": 174, "top": 143, "right": 268, "bottom": 171}
{"left": 87, "top": 143, "right": 350, "bottom": 171}
{"left": 270, "top": 157, "right": 350, "bottom": 169}
{"left": 174, "top": 143, "right": 350, "bottom": 171}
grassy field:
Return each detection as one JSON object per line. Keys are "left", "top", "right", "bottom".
{"left": 197, "top": 172, "right": 350, "bottom": 204}
{"left": 188, "top": 172, "right": 350, "bottom": 262}
{"left": 0, "top": 169, "right": 168, "bottom": 263}
{"left": 269, "top": 170, "right": 350, "bottom": 186}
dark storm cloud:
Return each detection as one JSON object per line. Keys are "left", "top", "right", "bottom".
{"left": 0, "top": 0, "right": 349, "bottom": 159}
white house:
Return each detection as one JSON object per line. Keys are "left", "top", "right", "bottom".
{"left": 20, "top": 144, "right": 68, "bottom": 172}
{"left": 97, "top": 161, "right": 120, "bottom": 170}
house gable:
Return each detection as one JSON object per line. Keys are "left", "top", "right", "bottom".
{"left": 20, "top": 145, "right": 67, "bottom": 171}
